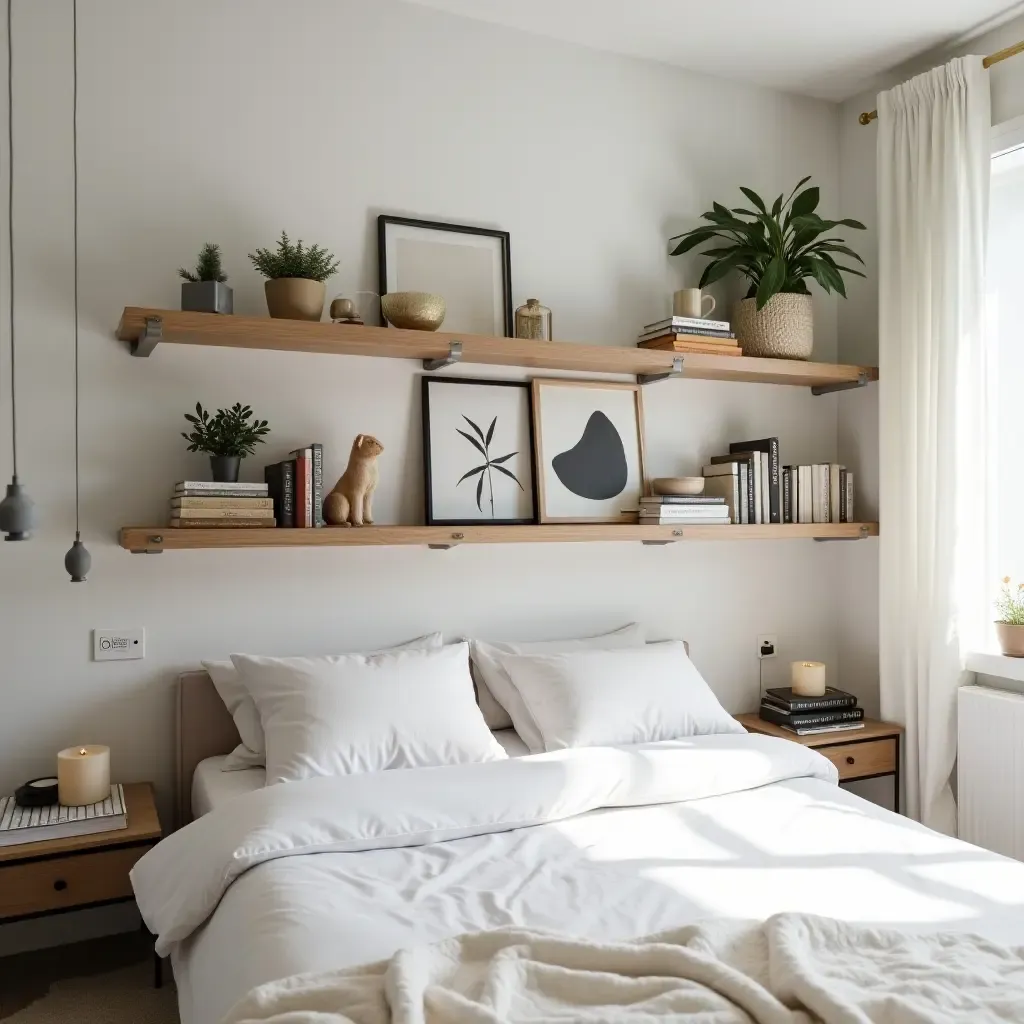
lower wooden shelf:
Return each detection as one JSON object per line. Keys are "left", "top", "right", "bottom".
{"left": 119, "top": 522, "right": 878, "bottom": 552}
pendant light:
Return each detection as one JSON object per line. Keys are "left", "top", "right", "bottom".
{"left": 64, "top": 0, "right": 89, "bottom": 582}
{"left": 0, "top": 0, "right": 35, "bottom": 541}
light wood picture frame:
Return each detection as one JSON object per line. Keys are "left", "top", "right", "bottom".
{"left": 531, "top": 379, "right": 647, "bottom": 524}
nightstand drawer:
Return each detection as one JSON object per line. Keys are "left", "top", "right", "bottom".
{"left": 0, "top": 844, "right": 150, "bottom": 920}
{"left": 819, "top": 738, "right": 897, "bottom": 781}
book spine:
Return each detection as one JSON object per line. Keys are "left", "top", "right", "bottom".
{"left": 821, "top": 464, "right": 830, "bottom": 523}
{"left": 829, "top": 464, "right": 842, "bottom": 523}
{"left": 638, "top": 508, "right": 731, "bottom": 518}
{"left": 172, "top": 497, "right": 274, "bottom": 509}
{"left": 171, "top": 508, "right": 281, "bottom": 519}
{"left": 639, "top": 496, "right": 727, "bottom": 505}
{"left": 760, "top": 450, "right": 770, "bottom": 524}
{"left": 768, "top": 439, "right": 780, "bottom": 523}
{"left": 639, "top": 327, "right": 736, "bottom": 340}
{"left": 290, "top": 450, "right": 312, "bottom": 527}
{"left": 174, "top": 489, "right": 270, "bottom": 498}
{"left": 281, "top": 460, "right": 296, "bottom": 527}
{"left": 846, "top": 472, "right": 854, "bottom": 523}
{"left": 782, "top": 468, "right": 791, "bottom": 524}
{"left": 175, "top": 481, "right": 268, "bottom": 492}
{"left": 764, "top": 693, "right": 858, "bottom": 712}
{"left": 759, "top": 705, "right": 864, "bottom": 728}
{"left": 644, "top": 316, "right": 732, "bottom": 331}
{"left": 753, "top": 452, "right": 763, "bottom": 524}
{"left": 740, "top": 462, "right": 750, "bottom": 524}
{"left": 170, "top": 518, "right": 276, "bottom": 528}
{"left": 310, "top": 443, "right": 324, "bottom": 527}
{"left": 839, "top": 468, "right": 848, "bottom": 523}
{"left": 731, "top": 471, "right": 740, "bottom": 524}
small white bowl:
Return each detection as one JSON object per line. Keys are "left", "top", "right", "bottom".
{"left": 652, "top": 476, "right": 705, "bottom": 496}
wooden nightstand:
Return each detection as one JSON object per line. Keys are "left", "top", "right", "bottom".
{"left": 0, "top": 782, "right": 163, "bottom": 976}
{"left": 736, "top": 715, "right": 903, "bottom": 813}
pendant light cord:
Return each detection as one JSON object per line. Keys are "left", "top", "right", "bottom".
{"left": 72, "top": 0, "right": 79, "bottom": 538}
{"left": 6, "top": 0, "right": 17, "bottom": 481}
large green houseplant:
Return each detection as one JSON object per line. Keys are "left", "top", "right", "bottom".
{"left": 249, "top": 232, "right": 341, "bottom": 321}
{"left": 669, "top": 178, "right": 865, "bottom": 359}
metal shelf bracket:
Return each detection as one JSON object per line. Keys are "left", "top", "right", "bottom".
{"left": 813, "top": 525, "right": 873, "bottom": 542}
{"left": 130, "top": 534, "right": 165, "bottom": 554}
{"left": 637, "top": 356, "right": 684, "bottom": 387}
{"left": 428, "top": 531, "right": 465, "bottom": 550}
{"left": 811, "top": 370, "right": 869, "bottom": 396}
{"left": 131, "top": 317, "right": 163, "bottom": 357}
{"left": 423, "top": 341, "right": 463, "bottom": 372}
{"left": 642, "top": 529, "right": 684, "bottom": 546}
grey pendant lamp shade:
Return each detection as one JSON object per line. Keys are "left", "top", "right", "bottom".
{"left": 64, "top": 0, "right": 88, "bottom": 581}
{"left": 1, "top": 0, "right": 36, "bottom": 541}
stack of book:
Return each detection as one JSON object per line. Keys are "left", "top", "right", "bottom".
{"left": 0, "top": 785, "right": 127, "bottom": 847}
{"left": 264, "top": 443, "right": 324, "bottom": 528}
{"left": 759, "top": 686, "right": 865, "bottom": 736}
{"left": 636, "top": 316, "right": 742, "bottom": 357}
{"left": 702, "top": 437, "right": 780, "bottom": 525}
{"left": 170, "top": 481, "right": 275, "bottom": 528}
{"left": 638, "top": 495, "right": 730, "bottom": 526}
{"left": 782, "top": 464, "right": 855, "bottom": 524}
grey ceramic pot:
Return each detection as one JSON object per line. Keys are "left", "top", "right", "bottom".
{"left": 210, "top": 455, "right": 241, "bottom": 483}
{"left": 182, "top": 281, "right": 233, "bottom": 315}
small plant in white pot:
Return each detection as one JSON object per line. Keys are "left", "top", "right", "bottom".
{"left": 996, "top": 576, "right": 1024, "bottom": 657}
{"left": 668, "top": 178, "right": 866, "bottom": 359}
{"left": 179, "top": 242, "right": 232, "bottom": 314}
{"left": 248, "top": 232, "right": 340, "bottom": 321}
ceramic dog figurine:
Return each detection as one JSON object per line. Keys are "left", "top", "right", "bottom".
{"left": 323, "top": 434, "right": 383, "bottom": 527}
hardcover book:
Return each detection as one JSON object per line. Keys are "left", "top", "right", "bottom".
{"left": 638, "top": 495, "right": 726, "bottom": 505}
{"left": 264, "top": 460, "right": 295, "bottom": 528}
{"left": 759, "top": 704, "right": 864, "bottom": 729}
{"left": 171, "top": 496, "right": 273, "bottom": 510}
{"left": 169, "top": 518, "right": 276, "bottom": 528}
{"left": 290, "top": 448, "right": 313, "bottom": 528}
{"left": 730, "top": 438, "right": 780, "bottom": 524}
{"left": 309, "top": 443, "right": 324, "bottom": 527}
{"left": 698, "top": 473, "right": 740, "bottom": 524}
{"left": 643, "top": 315, "right": 732, "bottom": 332}
{"left": 763, "top": 686, "right": 857, "bottom": 712}
{"left": 710, "top": 453, "right": 757, "bottom": 524}
{"left": 0, "top": 785, "right": 126, "bottom": 847}
{"left": 173, "top": 481, "right": 268, "bottom": 493}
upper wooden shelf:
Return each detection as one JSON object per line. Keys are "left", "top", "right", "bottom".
{"left": 120, "top": 522, "right": 878, "bottom": 553}
{"left": 116, "top": 308, "right": 877, "bottom": 392}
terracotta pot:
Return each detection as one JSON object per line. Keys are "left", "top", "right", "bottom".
{"left": 264, "top": 278, "right": 325, "bottom": 321}
{"left": 996, "top": 622, "right": 1024, "bottom": 657}
{"left": 733, "top": 292, "right": 814, "bottom": 359}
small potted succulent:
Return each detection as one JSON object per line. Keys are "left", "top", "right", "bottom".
{"left": 669, "top": 177, "right": 865, "bottom": 360}
{"left": 996, "top": 576, "right": 1024, "bottom": 657}
{"left": 248, "top": 231, "right": 340, "bottom": 321}
{"left": 179, "top": 243, "right": 233, "bottom": 314}
{"left": 182, "top": 402, "right": 270, "bottom": 483}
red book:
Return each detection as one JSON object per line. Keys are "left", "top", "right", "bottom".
{"left": 289, "top": 448, "right": 312, "bottom": 527}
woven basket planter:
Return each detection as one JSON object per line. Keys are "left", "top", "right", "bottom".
{"left": 733, "top": 293, "right": 814, "bottom": 360}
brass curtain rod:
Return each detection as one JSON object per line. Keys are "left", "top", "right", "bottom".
{"left": 858, "top": 38, "right": 1024, "bottom": 124}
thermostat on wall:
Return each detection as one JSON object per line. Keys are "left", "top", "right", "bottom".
{"left": 93, "top": 628, "right": 145, "bottom": 661}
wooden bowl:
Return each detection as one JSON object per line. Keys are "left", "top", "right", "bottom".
{"left": 652, "top": 476, "right": 705, "bottom": 496}
{"left": 380, "top": 291, "right": 446, "bottom": 331}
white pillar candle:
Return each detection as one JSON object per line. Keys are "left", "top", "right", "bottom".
{"left": 791, "top": 661, "right": 826, "bottom": 697}
{"left": 57, "top": 745, "right": 111, "bottom": 806}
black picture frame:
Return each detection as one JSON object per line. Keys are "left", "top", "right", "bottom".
{"left": 378, "top": 215, "right": 514, "bottom": 337}
{"left": 422, "top": 375, "right": 538, "bottom": 526}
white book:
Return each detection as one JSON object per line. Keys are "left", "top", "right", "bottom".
{"left": 0, "top": 784, "right": 127, "bottom": 847}
{"left": 821, "top": 464, "right": 831, "bottom": 523}
{"left": 760, "top": 452, "right": 770, "bottom": 525}
{"left": 811, "top": 465, "right": 823, "bottom": 523}
{"left": 798, "top": 466, "right": 812, "bottom": 523}
{"left": 643, "top": 315, "right": 731, "bottom": 332}
{"left": 846, "top": 472, "right": 855, "bottom": 522}
{"left": 638, "top": 517, "right": 732, "bottom": 526}
{"left": 739, "top": 462, "right": 749, "bottom": 524}
{"left": 752, "top": 452, "right": 763, "bottom": 524}
{"left": 702, "top": 474, "right": 741, "bottom": 524}
{"left": 637, "top": 504, "right": 729, "bottom": 516}
{"left": 789, "top": 468, "right": 798, "bottom": 524}
{"left": 174, "top": 481, "right": 268, "bottom": 493}
{"left": 785, "top": 722, "right": 866, "bottom": 737}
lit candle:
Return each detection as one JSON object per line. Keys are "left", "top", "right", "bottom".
{"left": 791, "top": 661, "right": 826, "bottom": 697}
{"left": 57, "top": 745, "right": 111, "bottom": 806}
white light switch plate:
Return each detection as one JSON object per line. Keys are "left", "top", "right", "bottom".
{"left": 93, "top": 628, "right": 145, "bottom": 661}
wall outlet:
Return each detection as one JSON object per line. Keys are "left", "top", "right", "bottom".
{"left": 757, "top": 633, "right": 778, "bottom": 660}
{"left": 93, "top": 628, "right": 145, "bottom": 662}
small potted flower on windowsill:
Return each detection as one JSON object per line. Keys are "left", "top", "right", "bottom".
{"left": 182, "top": 402, "right": 270, "bottom": 483}
{"left": 995, "top": 576, "right": 1024, "bottom": 657}
{"left": 179, "top": 243, "right": 232, "bottom": 314}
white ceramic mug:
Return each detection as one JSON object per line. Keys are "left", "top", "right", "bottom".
{"left": 673, "top": 288, "right": 716, "bottom": 319}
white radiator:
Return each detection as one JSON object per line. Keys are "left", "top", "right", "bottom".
{"left": 958, "top": 685, "right": 1024, "bottom": 858}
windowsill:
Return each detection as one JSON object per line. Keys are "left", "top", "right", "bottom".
{"left": 965, "top": 651, "right": 1024, "bottom": 683}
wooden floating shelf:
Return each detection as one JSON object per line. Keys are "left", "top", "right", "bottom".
{"left": 120, "top": 522, "right": 878, "bottom": 553}
{"left": 116, "top": 308, "right": 878, "bottom": 391}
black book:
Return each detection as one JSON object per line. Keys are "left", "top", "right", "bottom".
{"left": 782, "top": 467, "right": 792, "bottom": 524}
{"left": 839, "top": 467, "right": 848, "bottom": 523}
{"left": 730, "top": 437, "right": 780, "bottom": 523}
{"left": 759, "top": 703, "right": 864, "bottom": 729}
{"left": 709, "top": 453, "right": 756, "bottom": 523}
{"left": 310, "top": 443, "right": 324, "bottom": 528}
{"left": 264, "top": 460, "right": 296, "bottom": 528}
{"left": 763, "top": 686, "right": 857, "bottom": 712}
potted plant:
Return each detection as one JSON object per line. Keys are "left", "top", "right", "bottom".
{"left": 996, "top": 577, "right": 1024, "bottom": 657}
{"left": 248, "top": 231, "right": 340, "bottom": 321}
{"left": 181, "top": 402, "right": 270, "bottom": 483}
{"left": 179, "top": 243, "right": 233, "bottom": 314}
{"left": 668, "top": 178, "right": 866, "bottom": 359}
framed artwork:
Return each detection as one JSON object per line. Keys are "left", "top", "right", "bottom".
{"left": 422, "top": 376, "right": 537, "bottom": 526}
{"left": 531, "top": 379, "right": 647, "bottom": 524}
{"left": 378, "top": 215, "right": 513, "bottom": 337}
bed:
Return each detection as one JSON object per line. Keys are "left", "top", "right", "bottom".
{"left": 156, "top": 667, "right": 1024, "bottom": 1024}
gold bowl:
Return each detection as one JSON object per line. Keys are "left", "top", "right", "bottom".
{"left": 380, "top": 292, "right": 446, "bottom": 331}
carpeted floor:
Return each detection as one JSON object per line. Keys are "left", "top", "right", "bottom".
{"left": 0, "top": 932, "right": 178, "bottom": 1023}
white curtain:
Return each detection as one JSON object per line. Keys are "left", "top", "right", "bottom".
{"left": 877, "top": 57, "right": 993, "bottom": 834}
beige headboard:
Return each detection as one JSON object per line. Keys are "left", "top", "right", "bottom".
{"left": 177, "top": 671, "right": 240, "bottom": 827}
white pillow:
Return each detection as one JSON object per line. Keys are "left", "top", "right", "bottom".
{"left": 204, "top": 632, "right": 444, "bottom": 770}
{"left": 497, "top": 641, "right": 746, "bottom": 752}
{"left": 470, "top": 623, "right": 646, "bottom": 738}
{"left": 230, "top": 643, "right": 507, "bottom": 785}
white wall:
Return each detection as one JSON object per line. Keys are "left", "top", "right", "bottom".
{"left": 0, "top": 0, "right": 848, "bottom": 947}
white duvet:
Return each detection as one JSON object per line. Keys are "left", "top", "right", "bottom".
{"left": 131, "top": 737, "right": 1024, "bottom": 1024}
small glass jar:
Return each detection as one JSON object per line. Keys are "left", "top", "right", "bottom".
{"left": 515, "top": 298, "right": 552, "bottom": 341}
